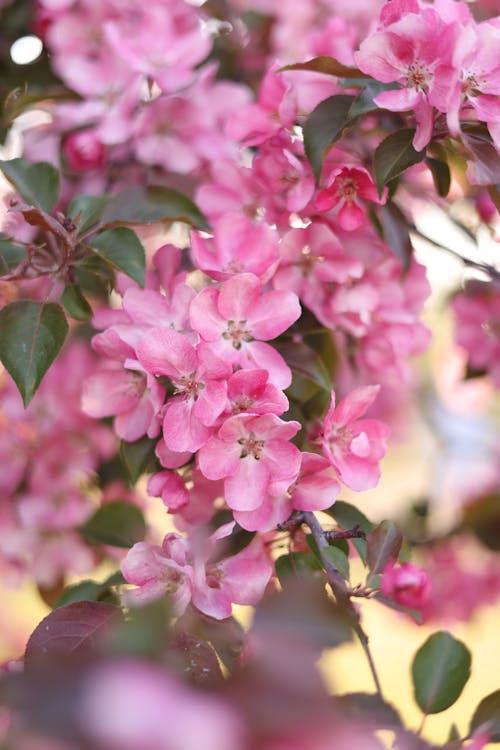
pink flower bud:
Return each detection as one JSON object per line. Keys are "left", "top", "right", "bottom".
{"left": 381, "top": 561, "right": 431, "bottom": 610}
{"left": 63, "top": 130, "right": 105, "bottom": 172}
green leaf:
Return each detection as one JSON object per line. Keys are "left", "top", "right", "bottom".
{"left": 0, "top": 301, "right": 68, "bottom": 406}
{"left": 374, "top": 593, "right": 422, "bottom": 624}
{"left": 303, "top": 95, "right": 356, "bottom": 182}
{"left": 323, "top": 545, "right": 350, "bottom": 580}
{"left": 470, "top": 690, "right": 500, "bottom": 742}
{"left": 55, "top": 572, "right": 124, "bottom": 608}
{"left": 79, "top": 501, "right": 146, "bottom": 548}
{"left": 412, "top": 631, "right": 471, "bottom": 715}
{"left": 120, "top": 435, "right": 159, "bottom": 484}
{"left": 275, "top": 552, "right": 322, "bottom": 586}
{"left": 373, "top": 129, "right": 426, "bottom": 194}
{"left": 325, "top": 501, "right": 373, "bottom": 564}
{"left": 279, "top": 56, "right": 369, "bottom": 79}
{"left": 377, "top": 202, "right": 413, "bottom": 274}
{"left": 335, "top": 692, "right": 402, "bottom": 728}
{"left": 101, "top": 185, "right": 209, "bottom": 230}
{"left": 426, "top": 157, "right": 451, "bottom": 198}
{"left": 366, "top": 520, "right": 403, "bottom": 577}
{"left": 68, "top": 195, "right": 110, "bottom": 236}
{"left": 275, "top": 340, "right": 332, "bottom": 391}
{"left": 348, "top": 81, "right": 400, "bottom": 118}
{"left": 0, "top": 158, "right": 59, "bottom": 212}
{"left": 0, "top": 234, "right": 26, "bottom": 274}
{"left": 88, "top": 227, "right": 146, "bottom": 287}
{"left": 61, "top": 284, "right": 92, "bottom": 321}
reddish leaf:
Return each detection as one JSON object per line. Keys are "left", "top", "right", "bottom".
{"left": 24, "top": 601, "right": 121, "bottom": 667}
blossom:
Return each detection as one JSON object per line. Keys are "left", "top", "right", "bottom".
{"left": 314, "top": 166, "right": 384, "bottom": 230}
{"left": 198, "top": 413, "right": 301, "bottom": 516}
{"left": 381, "top": 561, "right": 432, "bottom": 610}
{"left": 320, "top": 386, "right": 390, "bottom": 491}
{"left": 189, "top": 273, "right": 301, "bottom": 389}
{"left": 137, "top": 328, "right": 231, "bottom": 453}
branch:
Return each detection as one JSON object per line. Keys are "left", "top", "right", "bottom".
{"left": 410, "top": 225, "right": 500, "bottom": 281}
{"left": 301, "top": 511, "right": 384, "bottom": 699}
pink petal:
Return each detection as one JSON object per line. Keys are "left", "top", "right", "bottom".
{"left": 217, "top": 273, "right": 261, "bottom": 321}
{"left": 197, "top": 436, "right": 241, "bottom": 480}
{"left": 163, "top": 398, "right": 212, "bottom": 453}
{"left": 189, "top": 286, "right": 225, "bottom": 342}
{"left": 137, "top": 328, "right": 197, "bottom": 379}
{"left": 248, "top": 290, "right": 301, "bottom": 340}
{"left": 333, "top": 385, "right": 380, "bottom": 427}
{"left": 224, "top": 457, "right": 270, "bottom": 511}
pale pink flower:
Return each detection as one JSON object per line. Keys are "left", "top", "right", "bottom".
{"left": 147, "top": 471, "right": 189, "bottom": 513}
{"left": 226, "top": 369, "right": 289, "bottom": 417}
{"left": 381, "top": 561, "right": 432, "bottom": 610}
{"left": 355, "top": 9, "right": 457, "bottom": 150}
{"left": 452, "top": 281, "right": 500, "bottom": 387}
{"left": 321, "top": 386, "right": 390, "bottom": 491}
{"left": 290, "top": 453, "right": 341, "bottom": 512}
{"left": 198, "top": 413, "right": 301, "bottom": 515}
{"left": 189, "top": 273, "right": 301, "bottom": 389}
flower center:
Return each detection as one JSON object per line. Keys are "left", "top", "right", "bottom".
{"left": 223, "top": 319, "right": 253, "bottom": 349}
{"left": 406, "top": 62, "right": 431, "bottom": 92}
{"left": 336, "top": 177, "right": 358, "bottom": 203}
{"left": 238, "top": 431, "right": 265, "bottom": 459}
{"left": 175, "top": 372, "right": 204, "bottom": 400}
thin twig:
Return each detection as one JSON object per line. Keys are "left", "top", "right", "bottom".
{"left": 302, "top": 511, "right": 384, "bottom": 699}
{"left": 410, "top": 225, "right": 500, "bottom": 281}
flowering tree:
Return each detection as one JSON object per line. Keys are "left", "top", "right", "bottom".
{"left": 0, "top": 0, "right": 499, "bottom": 747}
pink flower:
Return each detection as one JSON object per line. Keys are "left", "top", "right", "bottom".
{"left": 355, "top": 9, "right": 457, "bottom": 150}
{"left": 191, "top": 213, "right": 279, "bottom": 282}
{"left": 321, "top": 386, "right": 390, "bottom": 491}
{"left": 314, "top": 166, "right": 384, "bottom": 230}
{"left": 137, "top": 328, "right": 231, "bottom": 453}
{"left": 63, "top": 130, "right": 105, "bottom": 171}
{"left": 452, "top": 281, "right": 500, "bottom": 387}
{"left": 381, "top": 561, "right": 432, "bottom": 610}
{"left": 189, "top": 273, "right": 301, "bottom": 389}
{"left": 226, "top": 369, "right": 289, "bottom": 417}
{"left": 198, "top": 413, "right": 301, "bottom": 515}
{"left": 290, "top": 453, "right": 341, "bottom": 512}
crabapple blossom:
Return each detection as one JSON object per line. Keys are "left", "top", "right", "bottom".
{"left": 136, "top": 328, "right": 231, "bottom": 453}
{"left": 381, "top": 561, "right": 432, "bottom": 610}
{"left": 198, "top": 413, "right": 302, "bottom": 521}
{"left": 314, "top": 166, "right": 385, "bottom": 231}
{"left": 320, "top": 386, "right": 390, "bottom": 491}
{"left": 189, "top": 273, "right": 301, "bottom": 389}
{"left": 452, "top": 281, "right": 500, "bottom": 386}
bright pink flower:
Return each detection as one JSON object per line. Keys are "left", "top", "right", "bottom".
{"left": 191, "top": 213, "right": 280, "bottom": 282}
{"left": 381, "top": 561, "right": 432, "bottom": 610}
{"left": 315, "top": 166, "right": 384, "bottom": 230}
{"left": 137, "top": 328, "right": 231, "bottom": 453}
{"left": 63, "top": 130, "right": 105, "bottom": 171}
{"left": 147, "top": 471, "right": 189, "bottom": 513}
{"left": 321, "top": 386, "right": 390, "bottom": 491}
{"left": 189, "top": 273, "right": 301, "bottom": 389}
{"left": 198, "top": 413, "right": 301, "bottom": 515}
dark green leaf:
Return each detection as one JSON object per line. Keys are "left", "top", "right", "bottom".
{"left": 303, "top": 95, "right": 357, "bottom": 182}
{"left": 412, "top": 631, "right": 471, "bottom": 714}
{"left": 107, "top": 599, "right": 170, "bottom": 659}
{"left": 275, "top": 340, "right": 331, "bottom": 391}
{"left": 470, "top": 690, "right": 500, "bottom": 742}
{"left": 88, "top": 227, "right": 146, "bottom": 287}
{"left": 275, "top": 552, "right": 322, "bottom": 586}
{"left": 325, "top": 501, "right": 373, "bottom": 564}
{"left": 120, "top": 435, "right": 158, "bottom": 484}
{"left": 61, "top": 284, "right": 91, "bottom": 321}
{"left": 348, "top": 81, "right": 400, "bottom": 118}
{"left": 0, "top": 301, "right": 68, "bottom": 406}
{"left": 101, "top": 185, "right": 209, "bottom": 230}
{"left": 303, "top": 329, "right": 337, "bottom": 379}
{"left": 377, "top": 202, "right": 413, "bottom": 274}
{"left": 366, "top": 521, "right": 402, "bottom": 577}
{"left": 426, "top": 157, "right": 451, "bottom": 198}
{"left": 447, "top": 724, "right": 461, "bottom": 743}
{"left": 0, "top": 158, "right": 59, "bottom": 212}
{"left": 67, "top": 195, "right": 110, "bottom": 236}
{"left": 336, "top": 692, "right": 402, "bottom": 727}
{"left": 79, "top": 501, "right": 146, "bottom": 548}
{"left": 323, "top": 545, "right": 350, "bottom": 580}
{"left": 54, "top": 580, "right": 104, "bottom": 608}
{"left": 374, "top": 129, "right": 426, "bottom": 194}
{"left": 0, "top": 235, "right": 26, "bottom": 274}
{"left": 279, "top": 56, "right": 369, "bottom": 80}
